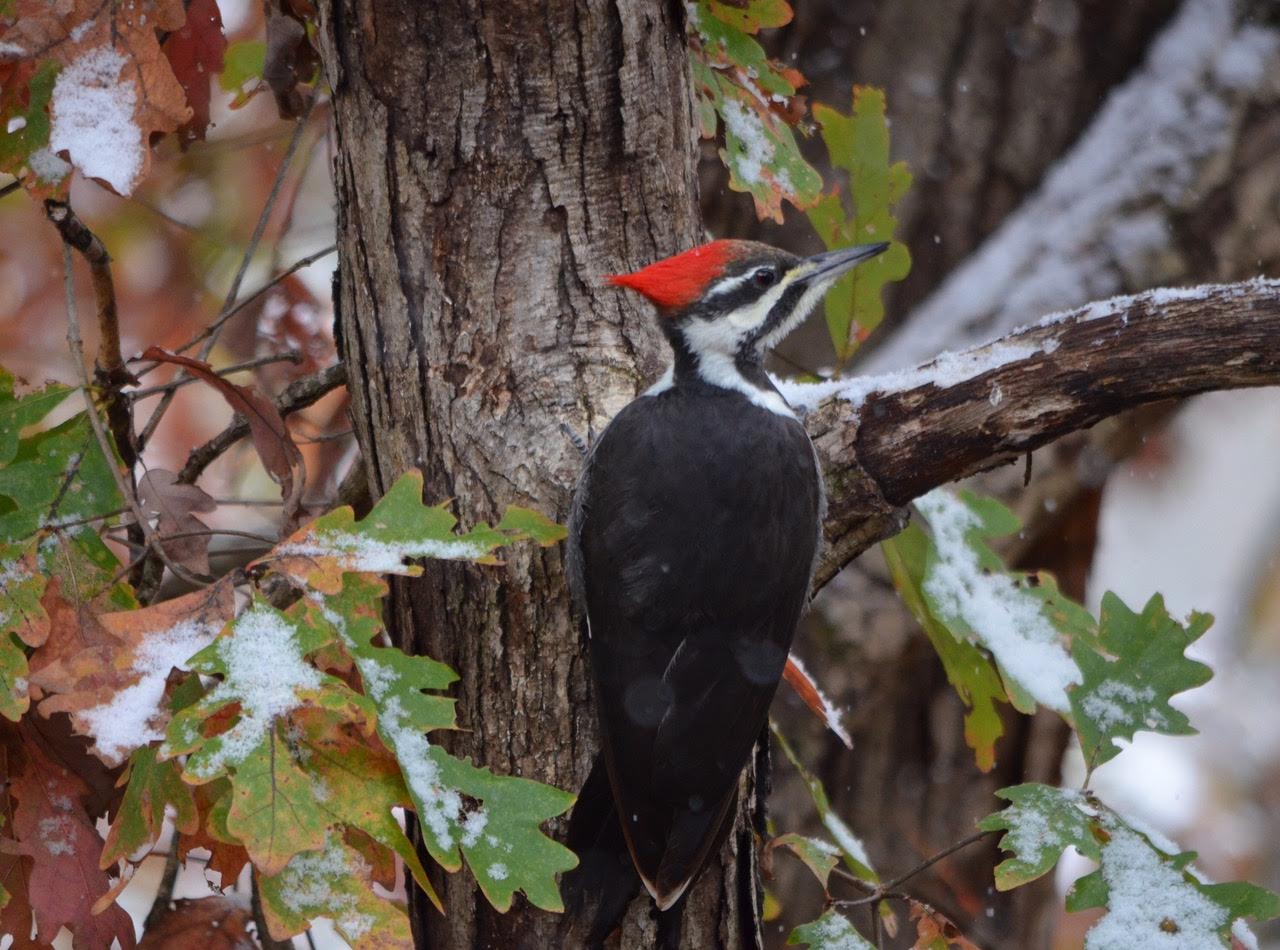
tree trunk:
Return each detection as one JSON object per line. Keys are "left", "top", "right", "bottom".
{"left": 315, "top": 2, "right": 765, "bottom": 946}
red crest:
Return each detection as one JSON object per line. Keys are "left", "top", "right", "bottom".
{"left": 607, "top": 240, "right": 748, "bottom": 312}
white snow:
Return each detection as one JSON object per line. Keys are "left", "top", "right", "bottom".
{"left": 488, "top": 862, "right": 508, "bottom": 881}
{"left": 185, "top": 605, "right": 322, "bottom": 778}
{"left": 916, "top": 490, "right": 1082, "bottom": 714}
{"left": 278, "top": 833, "right": 377, "bottom": 941}
{"left": 1085, "top": 826, "right": 1225, "bottom": 949}
{"left": 26, "top": 148, "right": 70, "bottom": 184}
{"left": 862, "top": 0, "right": 1280, "bottom": 374}
{"left": 720, "top": 99, "right": 773, "bottom": 185}
{"left": 81, "top": 617, "right": 223, "bottom": 765}
{"left": 806, "top": 911, "right": 875, "bottom": 949}
{"left": 821, "top": 811, "right": 872, "bottom": 872}
{"left": 776, "top": 340, "right": 1043, "bottom": 411}
{"left": 6, "top": 117, "right": 26, "bottom": 134}
{"left": 49, "top": 46, "right": 143, "bottom": 195}
{"left": 277, "top": 532, "right": 491, "bottom": 574}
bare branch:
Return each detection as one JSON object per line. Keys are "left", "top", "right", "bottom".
{"left": 808, "top": 279, "right": 1280, "bottom": 589}
{"left": 129, "top": 350, "right": 303, "bottom": 400}
{"left": 59, "top": 245, "right": 208, "bottom": 595}
{"left": 176, "top": 362, "right": 347, "bottom": 486}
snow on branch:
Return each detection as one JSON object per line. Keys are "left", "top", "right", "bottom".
{"left": 864, "top": 0, "right": 1280, "bottom": 373}
{"left": 802, "top": 278, "right": 1280, "bottom": 588}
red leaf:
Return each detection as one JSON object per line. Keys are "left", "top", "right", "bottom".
{"left": 138, "top": 347, "right": 306, "bottom": 532}
{"left": 783, "top": 654, "right": 853, "bottom": 749}
{"left": 4, "top": 722, "right": 135, "bottom": 949}
{"left": 162, "top": 0, "right": 228, "bottom": 145}
{"left": 137, "top": 897, "right": 254, "bottom": 948}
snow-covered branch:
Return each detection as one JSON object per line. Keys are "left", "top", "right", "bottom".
{"left": 799, "top": 278, "right": 1280, "bottom": 588}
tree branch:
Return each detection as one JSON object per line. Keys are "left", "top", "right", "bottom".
{"left": 807, "top": 279, "right": 1280, "bottom": 589}
{"left": 175, "top": 362, "right": 347, "bottom": 486}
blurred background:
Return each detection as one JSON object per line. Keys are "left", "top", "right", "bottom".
{"left": 3, "top": 0, "right": 1279, "bottom": 947}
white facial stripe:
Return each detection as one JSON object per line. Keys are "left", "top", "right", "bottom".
{"left": 705, "top": 271, "right": 754, "bottom": 299}
{"left": 759, "top": 272, "right": 838, "bottom": 350}
{"left": 725, "top": 263, "right": 814, "bottom": 330}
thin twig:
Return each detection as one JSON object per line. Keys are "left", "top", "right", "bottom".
{"left": 176, "top": 362, "right": 347, "bottom": 486}
{"left": 833, "top": 830, "right": 993, "bottom": 909}
{"left": 139, "top": 100, "right": 319, "bottom": 451}
{"left": 107, "top": 526, "right": 278, "bottom": 547}
{"left": 60, "top": 245, "right": 207, "bottom": 594}
{"left": 0, "top": 178, "right": 22, "bottom": 200}
{"left": 129, "top": 350, "right": 303, "bottom": 400}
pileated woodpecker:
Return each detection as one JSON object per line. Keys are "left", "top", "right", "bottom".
{"left": 561, "top": 238, "right": 888, "bottom": 945}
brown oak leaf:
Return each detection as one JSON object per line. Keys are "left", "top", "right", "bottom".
{"left": 34, "top": 581, "right": 234, "bottom": 766}
{"left": 137, "top": 896, "right": 255, "bottom": 949}
{"left": 178, "top": 781, "right": 250, "bottom": 887}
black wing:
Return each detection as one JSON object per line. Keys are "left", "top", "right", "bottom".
{"left": 567, "top": 385, "right": 821, "bottom": 906}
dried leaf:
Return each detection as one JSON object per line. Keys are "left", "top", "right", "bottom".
{"left": 262, "top": 2, "right": 317, "bottom": 119}
{"left": 138, "top": 468, "right": 218, "bottom": 576}
{"left": 4, "top": 725, "right": 135, "bottom": 948}
{"left": 177, "top": 780, "right": 250, "bottom": 886}
{"left": 161, "top": 0, "right": 227, "bottom": 145}
{"left": 909, "top": 901, "right": 981, "bottom": 950}
{"left": 139, "top": 348, "right": 305, "bottom": 532}
{"left": 137, "top": 897, "right": 255, "bottom": 949}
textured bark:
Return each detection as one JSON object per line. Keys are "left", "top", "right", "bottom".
{"left": 315, "top": 2, "right": 770, "bottom": 947}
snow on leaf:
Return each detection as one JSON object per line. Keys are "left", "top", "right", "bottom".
{"left": 771, "top": 722, "right": 877, "bottom": 882}
{"left": 767, "top": 833, "right": 842, "bottom": 891}
{"left": 782, "top": 653, "right": 852, "bottom": 748}
{"left": 4, "top": 728, "right": 136, "bottom": 948}
{"left": 1070, "top": 592, "right": 1213, "bottom": 776}
{"left": 688, "top": 1, "right": 821, "bottom": 222}
{"left": 162, "top": 600, "right": 372, "bottom": 783}
{"left": 35, "top": 581, "right": 234, "bottom": 765}
{"left": 265, "top": 469, "right": 564, "bottom": 594}
{"left": 258, "top": 831, "right": 412, "bottom": 949}
{"left": 809, "top": 87, "right": 912, "bottom": 364}
{"left": 300, "top": 576, "right": 574, "bottom": 913}
{"left": 978, "top": 783, "right": 1096, "bottom": 889}
{"left": 0, "top": 58, "right": 58, "bottom": 186}
{"left": 982, "top": 783, "right": 1280, "bottom": 947}
{"left": 882, "top": 524, "right": 1008, "bottom": 772}
{"left": 1, "top": 0, "right": 191, "bottom": 195}
{"left": 915, "top": 489, "right": 1090, "bottom": 716}
{"left": 788, "top": 908, "right": 876, "bottom": 949}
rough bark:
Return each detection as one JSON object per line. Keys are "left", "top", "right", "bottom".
{"left": 315, "top": 2, "right": 773, "bottom": 947}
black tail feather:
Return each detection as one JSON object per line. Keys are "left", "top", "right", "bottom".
{"left": 560, "top": 753, "right": 641, "bottom": 947}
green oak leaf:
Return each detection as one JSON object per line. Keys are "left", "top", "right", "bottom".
{"left": 810, "top": 87, "right": 912, "bottom": 364}
{"left": 0, "top": 367, "right": 71, "bottom": 467}
{"left": 299, "top": 575, "right": 576, "bottom": 912}
{"left": 0, "top": 411, "right": 123, "bottom": 542}
{"left": 265, "top": 470, "right": 563, "bottom": 594}
{"left": 1070, "top": 592, "right": 1213, "bottom": 776}
{"left": 979, "top": 783, "right": 1098, "bottom": 889}
{"left": 101, "top": 745, "right": 198, "bottom": 865}
{"left": 703, "top": 0, "right": 793, "bottom": 32}
{"left": 788, "top": 909, "right": 875, "bottom": 949}
{"left": 882, "top": 523, "right": 1008, "bottom": 772}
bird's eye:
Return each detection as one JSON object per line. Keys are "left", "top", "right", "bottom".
{"left": 752, "top": 267, "right": 777, "bottom": 288}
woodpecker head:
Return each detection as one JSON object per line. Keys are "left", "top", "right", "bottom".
{"left": 608, "top": 239, "right": 889, "bottom": 365}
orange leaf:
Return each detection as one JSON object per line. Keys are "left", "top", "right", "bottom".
{"left": 783, "top": 654, "right": 852, "bottom": 748}
{"left": 909, "top": 901, "right": 982, "bottom": 950}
